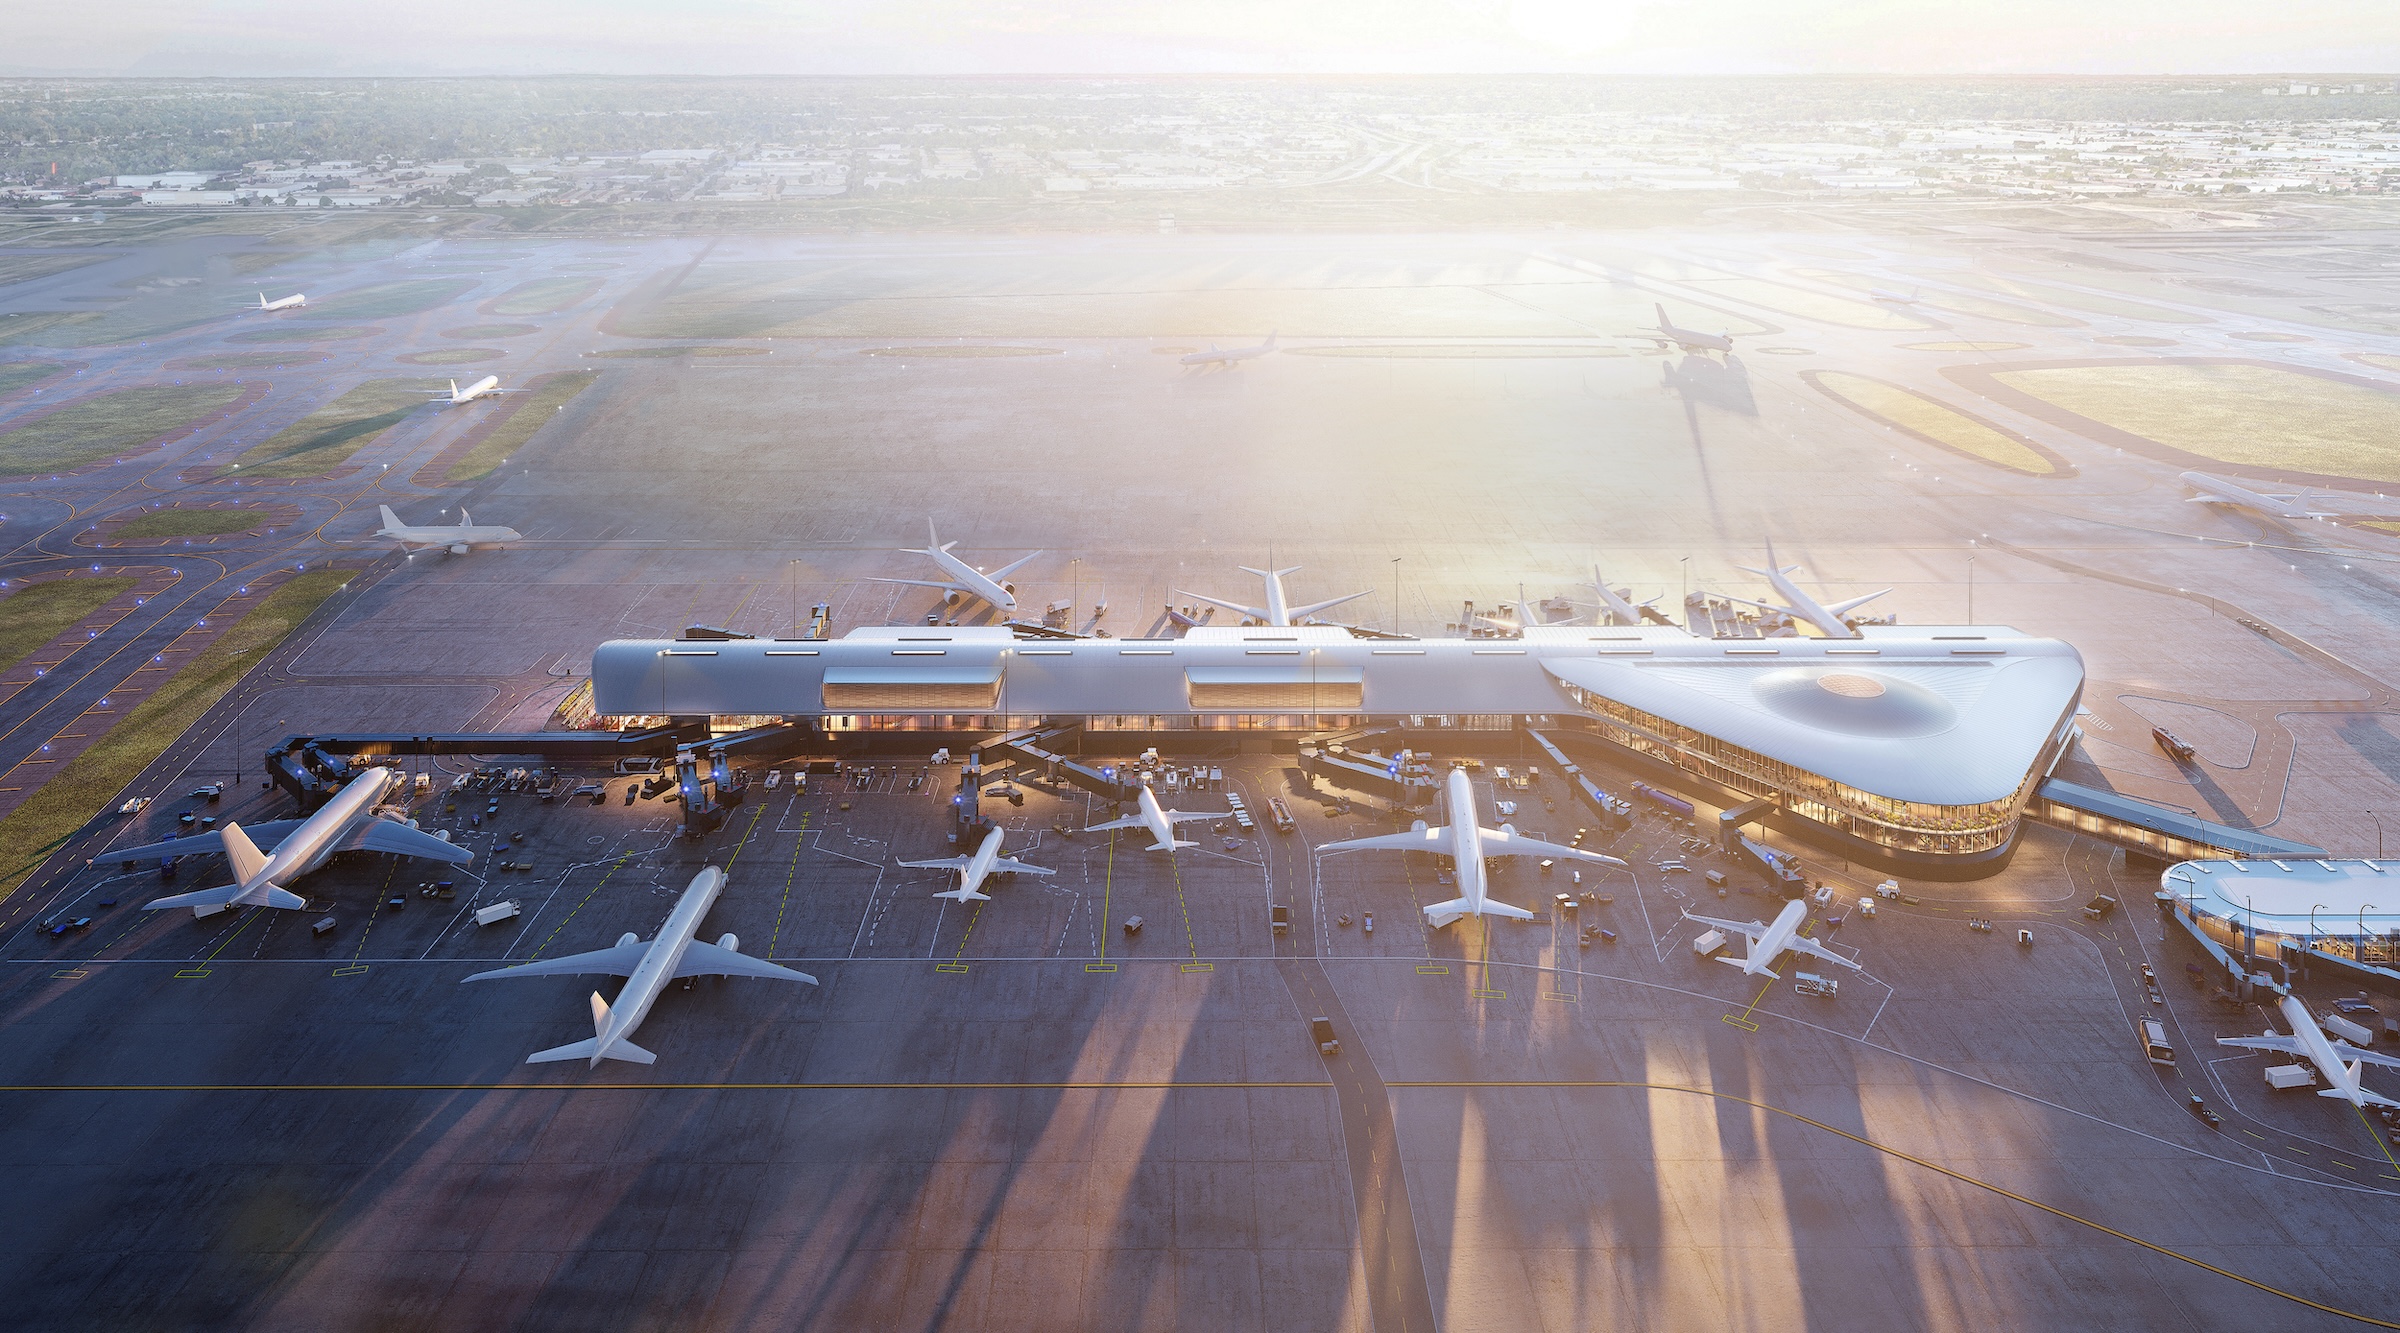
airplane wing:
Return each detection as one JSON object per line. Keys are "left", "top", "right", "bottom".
{"left": 1084, "top": 815, "right": 1145, "bottom": 833}
{"left": 463, "top": 942, "right": 650, "bottom": 982}
{"left": 867, "top": 577, "right": 970, "bottom": 593}
{"left": 1681, "top": 912, "right": 1767, "bottom": 940}
{"left": 1173, "top": 590, "right": 1266, "bottom": 621}
{"left": 988, "top": 552, "right": 1041, "bottom": 580}
{"left": 1321, "top": 825, "right": 1446, "bottom": 854}
{"left": 2185, "top": 493, "right": 2237, "bottom": 505}
{"left": 896, "top": 855, "right": 974, "bottom": 871}
{"left": 340, "top": 819, "right": 475, "bottom": 863}
{"left": 988, "top": 857, "right": 1055, "bottom": 877}
{"left": 1163, "top": 810, "right": 1220, "bottom": 825}
{"left": 1823, "top": 590, "right": 1890, "bottom": 618}
{"left": 2329, "top": 1041, "right": 2400, "bottom": 1071}
{"left": 1783, "top": 935, "right": 1864, "bottom": 972}
{"left": 1712, "top": 592, "right": 1802, "bottom": 618}
{"left": 104, "top": 820, "right": 307, "bottom": 862}
{"left": 1477, "top": 829, "right": 1626, "bottom": 865}
{"left": 2216, "top": 1033, "right": 2307, "bottom": 1057}
{"left": 670, "top": 940, "right": 818, "bottom": 984}
{"left": 1287, "top": 590, "right": 1372, "bottom": 621}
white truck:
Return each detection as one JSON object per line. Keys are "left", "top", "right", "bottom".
{"left": 1691, "top": 929, "right": 1728, "bottom": 958}
{"left": 2322, "top": 1012, "right": 2377, "bottom": 1047}
{"left": 2264, "top": 1064, "right": 2320, "bottom": 1091}
{"left": 473, "top": 900, "right": 521, "bottom": 927}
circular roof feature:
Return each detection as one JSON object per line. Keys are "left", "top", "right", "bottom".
{"left": 1751, "top": 668, "right": 1956, "bottom": 738}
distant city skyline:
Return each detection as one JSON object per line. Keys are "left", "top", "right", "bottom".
{"left": 6, "top": 1, "right": 2398, "bottom": 79}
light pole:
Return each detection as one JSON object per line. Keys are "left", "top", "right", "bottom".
{"left": 1071, "top": 557, "right": 1081, "bottom": 630}
{"left": 2373, "top": 809, "right": 2383, "bottom": 859}
{"left": 1391, "top": 557, "right": 1401, "bottom": 635}
{"left": 788, "top": 559, "right": 799, "bottom": 638}
{"left": 1679, "top": 556, "right": 1690, "bottom": 630}
{"left": 1966, "top": 552, "right": 1976, "bottom": 624}
{"left": 2311, "top": 902, "right": 2327, "bottom": 954}
{"left": 2361, "top": 904, "right": 2377, "bottom": 964}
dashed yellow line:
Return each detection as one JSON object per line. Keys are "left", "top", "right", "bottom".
{"left": 526, "top": 852, "right": 634, "bottom": 961}
{"left": 765, "top": 811, "right": 810, "bottom": 957}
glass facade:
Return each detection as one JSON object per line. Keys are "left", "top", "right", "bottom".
{"left": 1555, "top": 683, "right": 2073, "bottom": 856}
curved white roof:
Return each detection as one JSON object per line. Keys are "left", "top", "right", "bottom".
{"left": 2164, "top": 859, "right": 2400, "bottom": 938}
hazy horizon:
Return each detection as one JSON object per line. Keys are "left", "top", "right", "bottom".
{"left": 6, "top": 0, "right": 2398, "bottom": 80}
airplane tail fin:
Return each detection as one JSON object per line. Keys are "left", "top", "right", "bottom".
{"left": 222, "top": 822, "right": 269, "bottom": 885}
{"left": 525, "top": 992, "right": 661, "bottom": 1067}
{"left": 1150, "top": 838, "right": 1200, "bottom": 852}
{"left": 448, "top": 379, "right": 460, "bottom": 399}
{"left": 258, "top": 292, "right": 269, "bottom": 309}
{"left": 458, "top": 508, "right": 471, "bottom": 527}
{"left": 1655, "top": 303, "right": 1669, "bottom": 326}
{"left": 934, "top": 885, "right": 992, "bottom": 903}
{"left": 1719, "top": 954, "right": 1777, "bottom": 978}
{"left": 1265, "top": 331, "right": 1278, "bottom": 348}
{"left": 379, "top": 504, "right": 402, "bottom": 532}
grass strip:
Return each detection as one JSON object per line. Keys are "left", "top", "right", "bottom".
{"left": 225, "top": 378, "right": 433, "bottom": 478}
{"left": 584, "top": 345, "right": 765, "bottom": 359}
{"left": 0, "top": 362, "right": 66, "bottom": 395}
{"left": 298, "top": 278, "right": 475, "bottom": 321}
{"left": 0, "top": 384, "right": 244, "bottom": 476}
{"left": 444, "top": 371, "right": 595, "bottom": 483}
{"left": 1811, "top": 371, "right": 2063, "bottom": 477}
{"left": 226, "top": 325, "right": 380, "bottom": 345}
{"left": 0, "top": 570, "right": 350, "bottom": 900}
{"left": 485, "top": 276, "right": 600, "bottom": 317}
{"left": 110, "top": 508, "right": 270, "bottom": 540}
{"left": 0, "top": 577, "right": 136, "bottom": 674}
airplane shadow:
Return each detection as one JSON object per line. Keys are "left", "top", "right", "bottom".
{"left": 1660, "top": 353, "right": 1757, "bottom": 417}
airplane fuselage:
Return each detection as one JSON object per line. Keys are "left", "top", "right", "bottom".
{"left": 266, "top": 765, "right": 399, "bottom": 882}
{"left": 440, "top": 375, "right": 504, "bottom": 404}
{"left": 258, "top": 293, "right": 306, "bottom": 312}
{"left": 2179, "top": 470, "right": 2332, "bottom": 521}
{"left": 383, "top": 523, "right": 522, "bottom": 548}
{"left": 599, "top": 866, "right": 724, "bottom": 1059}
{"left": 1443, "top": 769, "right": 1494, "bottom": 910}
{"left": 1730, "top": 899, "right": 1811, "bottom": 977}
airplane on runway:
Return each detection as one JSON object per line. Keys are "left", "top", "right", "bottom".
{"left": 1715, "top": 540, "right": 1888, "bottom": 639}
{"left": 1085, "top": 781, "right": 1221, "bottom": 852}
{"left": 248, "top": 291, "right": 306, "bottom": 313}
{"left": 868, "top": 520, "right": 1039, "bottom": 617}
{"left": 901, "top": 825, "right": 1054, "bottom": 902}
{"left": 377, "top": 504, "right": 522, "bottom": 555}
{"left": 1180, "top": 333, "right": 1277, "bottom": 368}
{"left": 427, "top": 375, "right": 507, "bottom": 405}
{"left": 1318, "top": 766, "right": 1624, "bottom": 929}
{"left": 1649, "top": 304, "right": 1735, "bottom": 355}
{"left": 2181, "top": 470, "right": 2347, "bottom": 522}
{"left": 1681, "top": 898, "right": 1861, "bottom": 980}
{"left": 464, "top": 865, "right": 817, "bottom": 1067}
{"left": 1174, "top": 565, "right": 1370, "bottom": 627}
{"left": 2218, "top": 993, "right": 2400, "bottom": 1110}
{"left": 105, "top": 765, "right": 471, "bottom": 912}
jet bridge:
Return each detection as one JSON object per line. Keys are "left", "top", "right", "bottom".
{"left": 977, "top": 725, "right": 1138, "bottom": 803}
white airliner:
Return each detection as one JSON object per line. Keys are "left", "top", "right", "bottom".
{"left": 376, "top": 504, "right": 522, "bottom": 554}
{"left": 464, "top": 865, "right": 817, "bottom": 1067}
{"left": 2218, "top": 993, "right": 2400, "bottom": 1110}
{"left": 249, "top": 292, "right": 306, "bottom": 313}
{"left": 1682, "top": 898, "right": 1861, "bottom": 980}
{"left": 1579, "top": 564, "right": 1669, "bottom": 630}
{"left": 1717, "top": 540, "right": 1888, "bottom": 639}
{"left": 1318, "top": 766, "right": 1624, "bottom": 928}
{"left": 1174, "top": 565, "right": 1370, "bottom": 627}
{"left": 2181, "top": 470, "right": 2345, "bottom": 522}
{"left": 106, "top": 766, "right": 471, "bottom": 912}
{"left": 1180, "top": 333, "right": 1277, "bottom": 368}
{"left": 427, "top": 375, "right": 507, "bottom": 405}
{"left": 868, "top": 520, "right": 1039, "bottom": 617}
{"left": 901, "top": 825, "right": 1054, "bottom": 902}
{"left": 1085, "top": 781, "right": 1221, "bottom": 852}
{"left": 1649, "top": 304, "right": 1735, "bottom": 355}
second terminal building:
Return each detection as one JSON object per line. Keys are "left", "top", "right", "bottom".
{"left": 593, "top": 621, "right": 2090, "bottom": 879}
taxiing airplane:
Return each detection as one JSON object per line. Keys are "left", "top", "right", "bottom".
{"left": 1174, "top": 565, "right": 1370, "bottom": 627}
{"left": 106, "top": 765, "right": 471, "bottom": 912}
{"left": 1085, "top": 781, "right": 1221, "bottom": 852}
{"left": 464, "top": 865, "right": 817, "bottom": 1067}
{"left": 2180, "top": 471, "right": 2345, "bottom": 522}
{"left": 377, "top": 504, "right": 522, "bottom": 555}
{"left": 1717, "top": 540, "right": 1888, "bottom": 639}
{"left": 1318, "top": 766, "right": 1624, "bottom": 928}
{"left": 868, "top": 520, "right": 1039, "bottom": 617}
{"left": 1682, "top": 898, "right": 1860, "bottom": 980}
{"left": 249, "top": 291, "right": 306, "bottom": 313}
{"left": 1180, "top": 333, "right": 1277, "bottom": 368}
{"left": 1649, "top": 304, "right": 1735, "bottom": 355}
{"left": 901, "top": 825, "right": 1054, "bottom": 903}
{"left": 427, "top": 375, "right": 507, "bottom": 405}
{"left": 2218, "top": 993, "right": 2400, "bottom": 1111}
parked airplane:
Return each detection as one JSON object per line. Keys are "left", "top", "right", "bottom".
{"left": 1174, "top": 565, "right": 1370, "bottom": 627}
{"left": 1716, "top": 540, "right": 1888, "bottom": 639}
{"left": 1579, "top": 564, "right": 1672, "bottom": 629}
{"left": 1682, "top": 898, "right": 1860, "bottom": 979}
{"left": 377, "top": 504, "right": 522, "bottom": 555}
{"left": 1180, "top": 333, "right": 1277, "bottom": 368}
{"left": 1649, "top": 304, "right": 1735, "bottom": 355}
{"left": 1085, "top": 781, "right": 1220, "bottom": 852}
{"left": 2218, "top": 993, "right": 2400, "bottom": 1110}
{"left": 1318, "top": 766, "right": 1624, "bottom": 928}
{"left": 901, "top": 825, "right": 1054, "bottom": 902}
{"left": 248, "top": 291, "right": 306, "bottom": 312}
{"left": 464, "top": 865, "right": 817, "bottom": 1067}
{"left": 868, "top": 520, "right": 1038, "bottom": 617}
{"left": 2181, "top": 470, "right": 2345, "bottom": 522}
{"left": 427, "top": 375, "right": 507, "bottom": 405}
{"left": 105, "top": 765, "right": 471, "bottom": 912}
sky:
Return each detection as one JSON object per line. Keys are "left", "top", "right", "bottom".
{"left": 5, "top": 0, "right": 2397, "bottom": 78}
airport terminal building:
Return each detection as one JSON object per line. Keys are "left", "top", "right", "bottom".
{"left": 592, "top": 622, "right": 2087, "bottom": 877}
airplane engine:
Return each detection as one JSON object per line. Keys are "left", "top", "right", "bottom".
{"left": 1411, "top": 819, "right": 1429, "bottom": 833}
{"left": 716, "top": 933, "right": 740, "bottom": 953}
{"left": 616, "top": 931, "right": 640, "bottom": 949}
{"left": 943, "top": 591, "right": 962, "bottom": 606}
{"left": 448, "top": 543, "right": 469, "bottom": 555}
{"left": 1500, "top": 823, "right": 1517, "bottom": 837}
{"left": 1002, "top": 582, "right": 1017, "bottom": 594}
